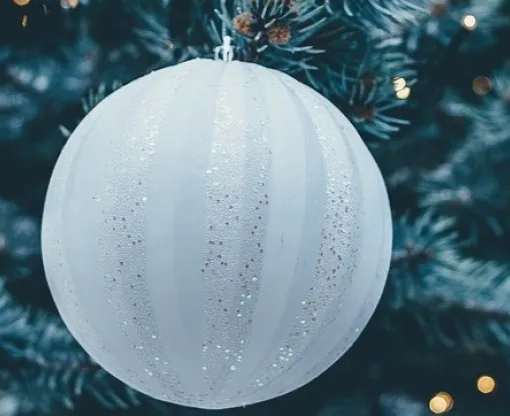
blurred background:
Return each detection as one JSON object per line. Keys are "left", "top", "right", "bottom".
{"left": 1, "top": 0, "right": 510, "bottom": 415}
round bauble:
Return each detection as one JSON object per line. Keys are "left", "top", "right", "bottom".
{"left": 41, "top": 58, "right": 392, "bottom": 409}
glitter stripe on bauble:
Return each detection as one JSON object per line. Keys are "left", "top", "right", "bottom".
{"left": 41, "top": 58, "right": 392, "bottom": 410}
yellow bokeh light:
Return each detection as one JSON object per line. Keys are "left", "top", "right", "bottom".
{"left": 396, "top": 87, "right": 411, "bottom": 100}
{"left": 477, "top": 375, "right": 496, "bottom": 394}
{"left": 393, "top": 77, "right": 407, "bottom": 92}
{"left": 429, "top": 392, "right": 454, "bottom": 414}
{"left": 13, "top": 0, "right": 31, "bottom": 6}
{"left": 461, "top": 15, "right": 477, "bottom": 31}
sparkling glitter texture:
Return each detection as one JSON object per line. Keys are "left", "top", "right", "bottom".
{"left": 41, "top": 58, "right": 392, "bottom": 410}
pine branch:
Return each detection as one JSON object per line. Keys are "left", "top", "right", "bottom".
{"left": 0, "top": 281, "right": 146, "bottom": 414}
{"left": 416, "top": 65, "right": 510, "bottom": 236}
{"left": 371, "top": 89, "right": 470, "bottom": 197}
{"left": 378, "top": 391, "right": 430, "bottom": 416}
{"left": 417, "top": 152, "right": 509, "bottom": 236}
{"left": 0, "top": 17, "right": 99, "bottom": 142}
{"left": 132, "top": 0, "right": 215, "bottom": 68}
{"left": 328, "top": 55, "right": 412, "bottom": 140}
{"left": 131, "top": 0, "right": 174, "bottom": 61}
{"left": 0, "top": 199, "right": 41, "bottom": 282}
{"left": 382, "top": 213, "right": 510, "bottom": 357}
{"left": 213, "top": 0, "right": 340, "bottom": 62}
{"left": 449, "top": 61, "right": 510, "bottom": 157}
{"left": 386, "top": 213, "right": 458, "bottom": 309}
{"left": 337, "top": 0, "right": 430, "bottom": 34}
{"left": 403, "top": 0, "right": 508, "bottom": 58}
{"left": 216, "top": 1, "right": 413, "bottom": 139}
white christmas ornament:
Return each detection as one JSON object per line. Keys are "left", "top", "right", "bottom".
{"left": 41, "top": 58, "right": 392, "bottom": 410}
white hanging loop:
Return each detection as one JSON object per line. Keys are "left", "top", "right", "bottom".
{"left": 214, "top": 35, "right": 234, "bottom": 61}
{"left": 214, "top": 0, "right": 235, "bottom": 62}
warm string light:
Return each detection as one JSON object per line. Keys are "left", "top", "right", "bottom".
{"left": 429, "top": 392, "right": 454, "bottom": 414}
{"left": 472, "top": 76, "right": 491, "bottom": 95}
{"left": 461, "top": 14, "right": 477, "bottom": 31}
{"left": 427, "top": 375, "right": 496, "bottom": 412}
{"left": 477, "top": 375, "right": 496, "bottom": 394}
{"left": 14, "top": 0, "right": 80, "bottom": 28}
{"left": 393, "top": 77, "right": 411, "bottom": 100}
{"left": 396, "top": 87, "right": 411, "bottom": 100}
{"left": 393, "top": 77, "right": 407, "bottom": 92}
{"left": 13, "top": 0, "right": 33, "bottom": 28}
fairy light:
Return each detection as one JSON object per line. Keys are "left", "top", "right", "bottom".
{"left": 472, "top": 76, "right": 491, "bottom": 95}
{"left": 396, "top": 87, "right": 411, "bottom": 100}
{"left": 429, "top": 392, "right": 454, "bottom": 414}
{"left": 477, "top": 375, "right": 496, "bottom": 394}
{"left": 13, "top": 0, "right": 31, "bottom": 5}
{"left": 393, "top": 77, "right": 407, "bottom": 92}
{"left": 21, "top": 15, "right": 28, "bottom": 27}
{"left": 393, "top": 76, "right": 410, "bottom": 99}
{"left": 461, "top": 15, "right": 477, "bottom": 31}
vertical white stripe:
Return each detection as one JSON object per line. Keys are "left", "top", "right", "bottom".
{"left": 144, "top": 59, "right": 226, "bottom": 403}
{"left": 296, "top": 166, "right": 391, "bottom": 388}
{"left": 200, "top": 61, "right": 277, "bottom": 404}
{"left": 61, "top": 72, "right": 172, "bottom": 399}
{"left": 42, "top": 105, "right": 116, "bottom": 368}
{"left": 236, "top": 69, "right": 365, "bottom": 404}
{"left": 255, "top": 74, "right": 391, "bottom": 400}
{"left": 97, "top": 63, "right": 200, "bottom": 403}
{"left": 199, "top": 61, "right": 270, "bottom": 400}
{"left": 215, "top": 63, "right": 328, "bottom": 407}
